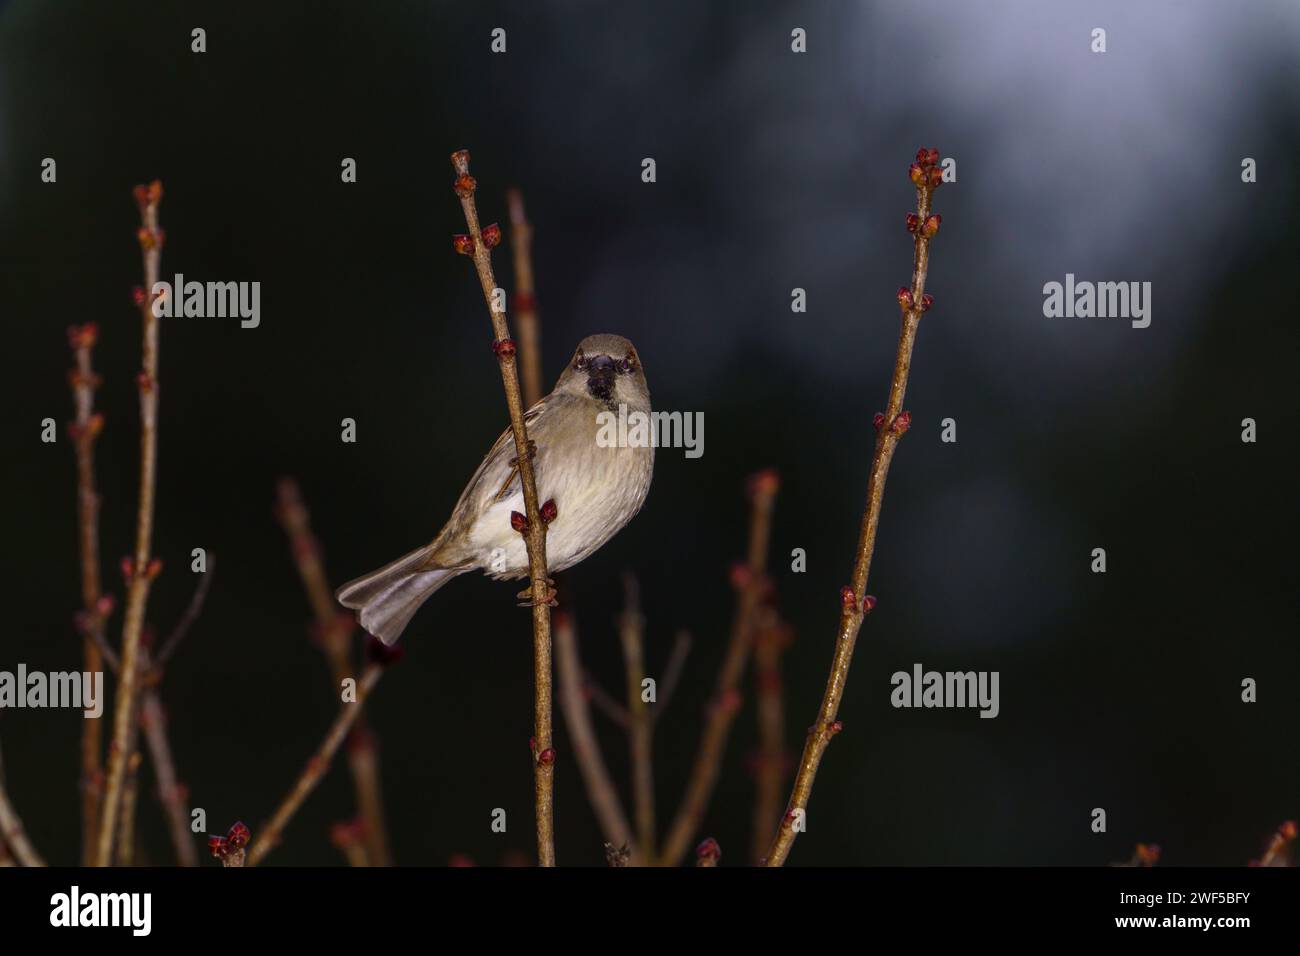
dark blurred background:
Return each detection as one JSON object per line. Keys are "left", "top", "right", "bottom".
{"left": 1, "top": 0, "right": 1297, "bottom": 866}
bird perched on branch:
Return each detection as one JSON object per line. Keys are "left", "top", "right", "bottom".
{"left": 337, "top": 333, "right": 654, "bottom": 645}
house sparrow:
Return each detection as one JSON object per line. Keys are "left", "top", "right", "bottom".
{"left": 337, "top": 333, "right": 653, "bottom": 645}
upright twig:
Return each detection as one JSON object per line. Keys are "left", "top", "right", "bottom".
{"left": 115, "top": 751, "right": 143, "bottom": 865}
{"left": 660, "top": 469, "right": 779, "bottom": 865}
{"left": 451, "top": 149, "right": 556, "bottom": 866}
{"left": 88, "top": 599, "right": 202, "bottom": 867}
{"left": 0, "top": 743, "right": 45, "bottom": 867}
{"left": 276, "top": 478, "right": 392, "bottom": 866}
{"left": 97, "top": 180, "right": 165, "bottom": 866}
{"left": 750, "top": 605, "right": 791, "bottom": 863}
{"left": 763, "top": 148, "right": 945, "bottom": 867}
{"left": 619, "top": 574, "right": 656, "bottom": 860}
{"left": 140, "top": 689, "right": 198, "bottom": 866}
{"left": 554, "top": 612, "right": 640, "bottom": 863}
{"left": 67, "top": 321, "right": 107, "bottom": 865}
{"left": 506, "top": 188, "right": 543, "bottom": 408}
{"left": 247, "top": 658, "right": 390, "bottom": 867}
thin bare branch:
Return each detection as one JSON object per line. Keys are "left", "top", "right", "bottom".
{"left": 67, "top": 321, "right": 107, "bottom": 865}
{"left": 554, "top": 613, "right": 639, "bottom": 863}
{"left": 140, "top": 689, "right": 198, "bottom": 866}
{"left": 276, "top": 477, "right": 391, "bottom": 866}
{"left": 155, "top": 554, "right": 215, "bottom": 667}
{"left": 451, "top": 149, "right": 556, "bottom": 865}
{"left": 660, "top": 469, "right": 779, "bottom": 865}
{"left": 248, "top": 662, "right": 386, "bottom": 867}
{"left": 619, "top": 574, "right": 655, "bottom": 860}
{"left": 1256, "top": 821, "right": 1296, "bottom": 867}
{"left": 652, "top": 629, "right": 692, "bottom": 723}
{"left": 97, "top": 179, "right": 165, "bottom": 866}
{"left": 763, "top": 149, "right": 945, "bottom": 866}
{"left": 0, "top": 745, "right": 45, "bottom": 867}
{"left": 583, "top": 672, "right": 630, "bottom": 729}
{"left": 114, "top": 751, "right": 142, "bottom": 865}
{"left": 506, "top": 188, "right": 543, "bottom": 408}
{"left": 751, "top": 606, "right": 791, "bottom": 863}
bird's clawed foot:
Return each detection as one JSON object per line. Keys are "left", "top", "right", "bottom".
{"left": 509, "top": 440, "right": 538, "bottom": 468}
{"left": 516, "top": 577, "right": 558, "bottom": 607}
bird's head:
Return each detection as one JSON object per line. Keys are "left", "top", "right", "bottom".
{"left": 554, "top": 333, "right": 648, "bottom": 409}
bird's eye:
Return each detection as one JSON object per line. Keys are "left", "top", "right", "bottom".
{"left": 574, "top": 352, "right": 587, "bottom": 370}
{"left": 618, "top": 357, "right": 633, "bottom": 373}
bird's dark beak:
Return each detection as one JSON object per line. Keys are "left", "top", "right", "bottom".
{"left": 586, "top": 355, "right": 616, "bottom": 402}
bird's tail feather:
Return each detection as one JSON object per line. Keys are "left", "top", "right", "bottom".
{"left": 336, "top": 544, "right": 464, "bottom": 646}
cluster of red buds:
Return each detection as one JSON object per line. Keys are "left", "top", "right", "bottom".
{"left": 899, "top": 287, "right": 934, "bottom": 312}
{"left": 132, "top": 180, "right": 164, "bottom": 210}
{"left": 136, "top": 226, "right": 165, "bottom": 251}
{"left": 908, "top": 148, "right": 943, "bottom": 190}
{"left": 695, "top": 838, "right": 722, "bottom": 866}
{"left": 452, "top": 170, "right": 476, "bottom": 199}
{"left": 872, "top": 411, "right": 912, "bottom": 436}
{"left": 208, "top": 821, "right": 250, "bottom": 866}
{"left": 905, "top": 212, "right": 942, "bottom": 236}
{"left": 839, "top": 586, "right": 877, "bottom": 615}
{"left": 120, "top": 556, "right": 163, "bottom": 584}
{"left": 67, "top": 323, "right": 99, "bottom": 350}
{"left": 491, "top": 337, "right": 516, "bottom": 359}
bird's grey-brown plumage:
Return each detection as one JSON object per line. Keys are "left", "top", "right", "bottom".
{"left": 338, "top": 333, "right": 654, "bottom": 644}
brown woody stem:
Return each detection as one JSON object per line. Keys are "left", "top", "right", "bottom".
{"left": 140, "top": 689, "right": 198, "bottom": 865}
{"left": 506, "top": 188, "right": 543, "bottom": 408}
{"left": 661, "top": 474, "right": 778, "bottom": 865}
{"left": 750, "top": 605, "right": 789, "bottom": 863}
{"left": 763, "top": 152, "right": 942, "bottom": 866}
{"left": 0, "top": 748, "right": 45, "bottom": 867}
{"left": 554, "top": 613, "right": 640, "bottom": 862}
{"left": 68, "top": 322, "right": 105, "bottom": 865}
{"left": 247, "top": 663, "right": 384, "bottom": 867}
{"left": 276, "top": 478, "right": 392, "bottom": 866}
{"left": 451, "top": 149, "right": 556, "bottom": 866}
{"left": 619, "top": 574, "right": 656, "bottom": 861}
{"left": 97, "top": 181, "right": 164, "bottom": 866}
